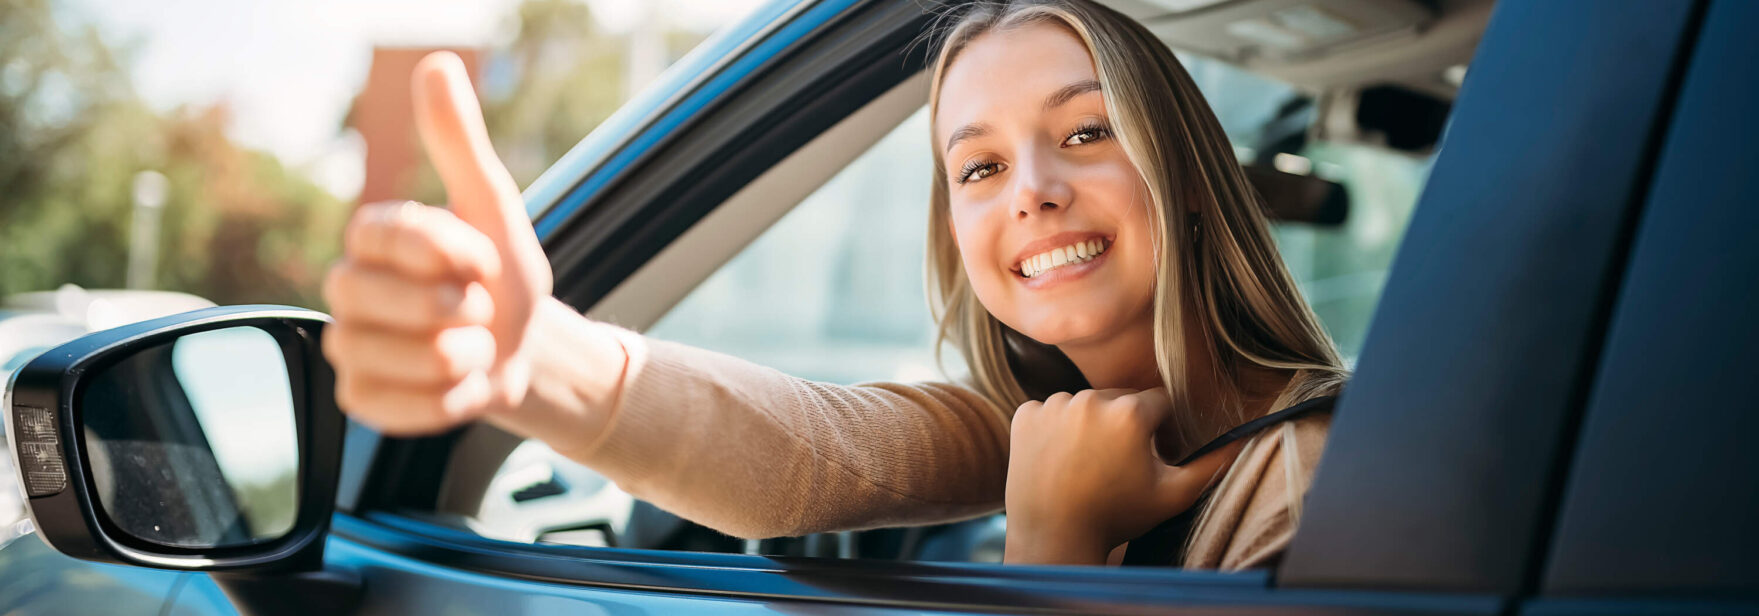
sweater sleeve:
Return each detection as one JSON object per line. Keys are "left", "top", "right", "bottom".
{"left": 561, "top": 323, "right": 1014, "bottom": 539}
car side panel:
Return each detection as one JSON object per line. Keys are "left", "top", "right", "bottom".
{"left": 0, "top": 535, "right": 182, "bottom": 614}
{"left": 1533, "top": 0, "right": 1759, "bottom": 600}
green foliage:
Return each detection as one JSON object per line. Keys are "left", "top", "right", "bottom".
{"left": 0, "top": 0, "right": 347, "bottom": 308}
{"left": 2, "top": 0, "right": 710, "bottom": 308}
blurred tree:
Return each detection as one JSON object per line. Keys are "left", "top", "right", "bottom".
{"left": 0, "top": 0, "right": 347, "bottom": 307}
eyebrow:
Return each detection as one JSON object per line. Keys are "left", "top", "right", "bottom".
{"left": 1043, "top": 79, "right": 1101, "bottom": 112}
{"left": 943, "top": 79, "right": 1104, "bottom": 153}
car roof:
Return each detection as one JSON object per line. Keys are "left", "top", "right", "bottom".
{"left": 1101, "top": 0, "right": 1492, "bottom": 99}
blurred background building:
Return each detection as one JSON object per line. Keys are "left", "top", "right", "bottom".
{"left": 352, "top": 47, "right": 482, "bottom": 206}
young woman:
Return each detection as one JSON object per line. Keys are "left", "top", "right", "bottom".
{"left": 320, "top": 0, "right": 1347, "bottom": 569}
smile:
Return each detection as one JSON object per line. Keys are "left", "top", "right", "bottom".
{"left": 1017, "top": 237, "right": 1109, "bottom": 277}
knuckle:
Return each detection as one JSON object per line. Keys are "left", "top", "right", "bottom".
{"left": 1109, "top": 393, "right": 1144, "bottom": 412}
{"left": 1114, "top": 400, "right": 1155, "bottom": 426}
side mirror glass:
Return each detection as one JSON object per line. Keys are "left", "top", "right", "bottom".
{"left": 81, "top": 325, "right": 300, "bottom": 549}
{"left": 7, "top": 306, "right": 341, "bottom": 571}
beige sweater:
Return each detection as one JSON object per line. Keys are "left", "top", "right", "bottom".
{"left": 568, "top": 323, "right": 1330, "bottom": 570}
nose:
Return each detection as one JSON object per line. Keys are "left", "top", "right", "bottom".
{"left": 1010, "top": 148, "right": 1073, "bottom": 220}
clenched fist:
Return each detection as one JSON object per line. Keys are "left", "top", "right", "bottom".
{"left": 1002, "top": 388, "right": 1244, "bottom": 564}
{"left": 321, "top": 51, "right": 553, "bottom": 436}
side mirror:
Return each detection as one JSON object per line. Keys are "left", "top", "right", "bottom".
{"left": 7, "top": 305, "right": 342, "bottom": 573}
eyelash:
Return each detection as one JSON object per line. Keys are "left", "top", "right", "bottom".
{"left": 954, "top": 121, "right": 1113, "bottom": 185}
{"left": 1063, "top": 121, "right": 1112, "bottom": 146}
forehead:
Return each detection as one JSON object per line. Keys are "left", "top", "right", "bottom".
{"left": 935, "top": 22, "right": 1100, "bottom": 138}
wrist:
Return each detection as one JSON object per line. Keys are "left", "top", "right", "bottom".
{"left": 1003, "top": 519, "right": 1112, "bottom": 565}
{"left": 484, "top": 298, "right": 629, "bottom": 457}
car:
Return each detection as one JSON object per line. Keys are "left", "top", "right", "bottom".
{"left": 0, "top": 286, "right": 218, "bottom": 612}
{"left": 5, "top": 0, "right": 1757, "bottom": 613}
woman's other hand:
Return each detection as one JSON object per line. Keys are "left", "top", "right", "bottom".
{"left": 1002, "top": 388, "right": 1245, "bottom": 565}
{"left": 321, "top": 51, "right": 553, "bottom": 436}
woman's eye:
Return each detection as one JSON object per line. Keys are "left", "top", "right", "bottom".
{"left": 958, "top": 162, "right": 1002, "bottom": 184}
{"left": 1063, "top": 125, "right": 1111, "bottom": 147}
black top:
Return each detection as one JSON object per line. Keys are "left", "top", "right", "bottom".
{"left": 1120, "top": 394, "right": 1339, "bottom": 567}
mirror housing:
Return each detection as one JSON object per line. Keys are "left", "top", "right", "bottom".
{"left": 7, "top": 305, "right": 342, "bottom": 573}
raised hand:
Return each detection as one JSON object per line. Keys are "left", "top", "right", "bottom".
{"left": 321, "top": 51, "right": 554, "bottom": 435}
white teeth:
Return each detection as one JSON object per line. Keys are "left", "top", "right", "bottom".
{"left": 1018, "top": 238, "right": 1108, "bottom": 278}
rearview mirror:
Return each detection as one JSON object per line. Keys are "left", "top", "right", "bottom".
{"left": 7, "top": 305, "right": 342, "bottom": 572}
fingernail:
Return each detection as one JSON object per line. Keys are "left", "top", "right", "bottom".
{"left": 437, "top": 283, "right": 461, "bottom": 308}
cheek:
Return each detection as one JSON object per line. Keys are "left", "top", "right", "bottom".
{"left": 949, "top": 207, "right": 1017, "bottom": 310}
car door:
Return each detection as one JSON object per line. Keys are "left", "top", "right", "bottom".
{"left": 15, "top": 0, "right": 1746, "bottom": 614}
{"left": 1519, "top": 2, "right": 1759, "bottom": 613}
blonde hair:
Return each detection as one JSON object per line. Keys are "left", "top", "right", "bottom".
{"left": 922, "top": 0, "right": 1349, "bottom": 565}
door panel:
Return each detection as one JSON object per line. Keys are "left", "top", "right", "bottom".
{"left": 1534, "top": 0, "right": 1759, "bottom": 602}
{"left": 1280, "top": 0, "right": 1705, "bottom": 593}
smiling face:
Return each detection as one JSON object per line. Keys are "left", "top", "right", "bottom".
{"left": 935, "top": 22, "right": 1159, "bottom": 349}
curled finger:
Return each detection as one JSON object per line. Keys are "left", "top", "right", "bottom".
{"left": 321, "top": 323, "right": 495, "bottom": 387}
{"left": 345, "top": 200, "right": 502, "bottom": 282}
{"left": 323, "top": 261, "right": 493, "bottom": 331}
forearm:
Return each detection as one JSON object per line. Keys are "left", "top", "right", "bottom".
{"left": 481, "top": 296, "right": 627, "bottom": 457}
{"left": 529, "top": 318, "right": 1013, "bottom": 538}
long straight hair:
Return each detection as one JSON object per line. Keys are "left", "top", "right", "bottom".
{"left": 921, "top": 0, "right": 1349, "bottom": 564}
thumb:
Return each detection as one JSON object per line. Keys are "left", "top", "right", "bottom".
{"left": 1154, "top": 438, "right": 1245, "bottom": 515}
{"left": 411, "top": 51, "right": 547, "bottom": 279}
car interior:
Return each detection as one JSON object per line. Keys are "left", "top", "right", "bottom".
{"left": 411, "top": 0, "right": 1493, "bottom": 565}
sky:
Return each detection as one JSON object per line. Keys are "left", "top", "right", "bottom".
{"left": 66, "top": 0, "right": 768, "bottom": 200}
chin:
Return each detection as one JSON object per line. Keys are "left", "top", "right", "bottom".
{"left": 1010, "top": 313, "right": 1117, "bottom": 347}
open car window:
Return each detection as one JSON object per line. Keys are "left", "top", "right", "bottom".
{"left": 466, "top": 50, "right": 1447, "bottom": 562}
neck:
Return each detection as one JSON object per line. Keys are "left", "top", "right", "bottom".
{"left": 1056, "top": 312, "right": 1294, "bottom": 430}
{"left": 1054, "top": 309, "right": 1163, "bottom": 391}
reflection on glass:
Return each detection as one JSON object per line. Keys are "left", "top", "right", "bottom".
{"left": 81, "top": 326, "right": 298, "bottom": 549}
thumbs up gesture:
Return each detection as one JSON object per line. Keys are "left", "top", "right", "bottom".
{"left": 322, "top": 52, "right": 554, "bottom": 435}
